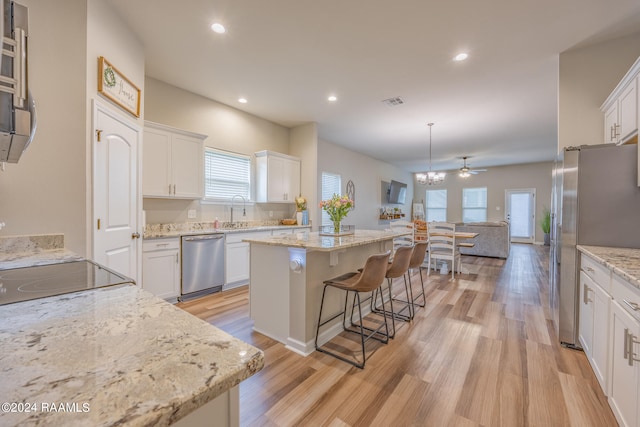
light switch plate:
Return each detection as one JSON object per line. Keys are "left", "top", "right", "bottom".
{"left": 187, "top": 209, "right": 197, "bottom": 219}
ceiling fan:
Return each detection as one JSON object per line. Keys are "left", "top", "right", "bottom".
{"left": 459, "top": 156, "right": 487, "bottom": 178}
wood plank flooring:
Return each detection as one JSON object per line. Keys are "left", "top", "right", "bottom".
{"left": 177, "top": 244, "right": 617, "bottom": 426}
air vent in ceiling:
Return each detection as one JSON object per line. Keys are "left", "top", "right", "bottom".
{"left": 381, "top": 96, "right": 404, "bottom": 107}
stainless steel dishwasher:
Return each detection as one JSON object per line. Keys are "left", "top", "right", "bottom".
{"left": 180, "top": 234, "right": 225, "bottom": 300}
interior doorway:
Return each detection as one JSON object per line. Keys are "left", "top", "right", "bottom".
{"left": 505, "top": 189, "right": 536, "bottom": 243}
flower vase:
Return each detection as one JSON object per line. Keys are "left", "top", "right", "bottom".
{"left": 296, "top": 211, "right": 303, "bottom": 225}
{"left": 333, "top": 220, "right": 341, "bottom": 234}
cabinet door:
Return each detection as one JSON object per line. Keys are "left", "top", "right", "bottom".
{"left": 283, "top": 158, "right": 301, "bottom": 202}
{"left": 266, "top": 155, "right": 286, "bottom": 202}
{"left": 171, "top": 134, "right": 203, "bottom": 198}
{"left": 610, "top": 301, "right": 640, "bottom": 427}
{"left": 619, "top": 79, "right": 637, "bottom": 142}
{"left": 142, "top": 249, "right": 180, "bottom": 300}
{"left": 579, "top": 271, "right": 594, "bottom": 357}
{"left": 225, "top": 242, "right": 250, "bottom": 285}
{"left": 604, "top": 103, "right": 619, "bottom": 144}
{"left": 143, "top": 128, "right": 172, "bottom": 197}
{"left": 591, "top": 280, "right": 610, "bottom": 393}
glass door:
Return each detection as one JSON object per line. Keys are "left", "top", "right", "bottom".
{"left": 505, "top": 189, "right": 535, "bottom": 243}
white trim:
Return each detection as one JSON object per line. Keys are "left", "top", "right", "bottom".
{"left": 600, "top": 56, "right": 640, "bottom": 111}
{"left": 144, "top": 120, "right": 207, "bottom": 140}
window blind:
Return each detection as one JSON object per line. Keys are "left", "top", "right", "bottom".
{"left": 321, "top": 172, "right": 341, "bottom": 226}
{"left": 426, "top": 189, "right": 447, "bottom": 222}
{"left": 204, "top": 148, "right": 251, "bottom": 200}
{"left": 462, "top": 187, "right": 487, "bottom": 222}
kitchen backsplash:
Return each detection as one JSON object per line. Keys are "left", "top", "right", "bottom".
{"left": 0, "top": 234, "right": 64, "bottom": 253}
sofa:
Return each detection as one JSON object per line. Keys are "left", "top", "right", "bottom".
{"left": 455, "top": 221, "right": 510, "bottom": 259}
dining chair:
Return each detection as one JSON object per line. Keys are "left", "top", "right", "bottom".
{"left": 389, "top": 219, "right": 414, "bottom": 250}
{"left": 427, "top": 222, "right": 461, "bottom": 279}
{"left": 315, "top": 251, "right": 392, "bottom": 369}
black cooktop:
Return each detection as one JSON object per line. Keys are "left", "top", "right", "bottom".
{"left": 0, "top": 260, "right": 135, "bottom": 306}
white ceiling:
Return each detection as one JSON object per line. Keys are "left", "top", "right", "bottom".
{"left": 107, "top": 0, "right": 640, "bottom": 173}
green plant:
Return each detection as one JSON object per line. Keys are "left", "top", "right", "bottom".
{"left": 540, "top": 208, "right": 551, "bottom": 234}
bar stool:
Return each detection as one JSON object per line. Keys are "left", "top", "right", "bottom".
{"left": 392, "top": 242, "right": 428, "bottom": 318}
{"left": 371, "top": 245, "right": 414, "bottom": 337}
{"left": 315, "top": 251, "right": 391, "bottom": 369}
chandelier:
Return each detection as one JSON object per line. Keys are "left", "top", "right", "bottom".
{"left": 416, "top": 122, "right": 445, "bottom": 185}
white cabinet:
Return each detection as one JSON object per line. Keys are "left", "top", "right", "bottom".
{"left": 142, "top": 238, "right": 181, "bottom": 300}
{"left": 143, "top": 121, "right": 206, "bottom": 198}
{"left": 255, "top": 151, "right": 300, "bottom": 203}
{"left": 579, "top": 254, "right": 611, "bottom": 393}
{"left": 609, "top": 271, "right": 640, "bottom": 427}
{"left": 224, "top": 230, "right": 271, "bottom": 289}
{"left": 601, "top": 58, "right": 639, "bottom": 145}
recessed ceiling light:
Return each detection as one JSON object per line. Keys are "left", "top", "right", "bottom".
{"left": 238, "top": 98, "right": 247, "bottom": 104}
{"left": 454, "top": 53, "right": 468, "bottom": 61}
{"left": 328, "top": 95, "right": 337, "bottom": 102}
{"left": 211, "top": 23, "right": 226, "bottom": 34}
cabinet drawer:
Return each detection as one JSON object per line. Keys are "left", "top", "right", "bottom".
{"left": 225, "top": 230, "right": 272, "bottom": 244}
{"left": 612, "top": 273, "right": 640, "bottom": 322}
{"left": 581, "top": 254, "right": 611, "bottom": 292}
{"left": 143, "top": 238, "right": 180, "bottom": 252}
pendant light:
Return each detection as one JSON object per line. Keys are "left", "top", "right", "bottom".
{"left": 416, "top": 122, "right": 445, "bottom": 185}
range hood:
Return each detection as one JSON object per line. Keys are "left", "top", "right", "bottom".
{"left": 0, "top": 0, "right": 36, "bottom": 164}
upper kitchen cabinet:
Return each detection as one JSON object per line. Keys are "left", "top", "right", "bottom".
{"left": 601, "top": 57, "right": 639, "bottom": 145}
{"left": 143, "top": 121, "right": 207, "bottom": 199}
{"left": 255, "top": 151, "right": 301, "bottom": 203}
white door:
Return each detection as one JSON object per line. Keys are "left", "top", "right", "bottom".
{"left": 93, "top": 101, "right": 141, "bottom": 283}
{"left": 505, "top": 189, "right": 535, "bottom": 243}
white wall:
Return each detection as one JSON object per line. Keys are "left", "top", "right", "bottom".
{"left": 289, "top": 123, "right": 318, "bottom": 225}
{"left": 0, "top": 0, "right": 87, "bottom": 252}
{"left": 142, "top": 77, "right": 294, "bottom": 224}
{"left": 559, "top": 32, "right": 640, "bottom": 152}
{"left": 317, "top": 139, "right": 414, "bottom": 230}
{"left": 412, "top": 162, "right": 553, "bottom": 243}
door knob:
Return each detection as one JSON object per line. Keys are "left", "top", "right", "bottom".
{"left": 131, "top": 232, "right": 141, "bottom": 239}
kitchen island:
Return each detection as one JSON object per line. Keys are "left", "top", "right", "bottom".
{"left": 243, "top": 229, "right": 409, "bottom": 356}
{"left": 0, "top": 284, "right": 264, "bottom": 427}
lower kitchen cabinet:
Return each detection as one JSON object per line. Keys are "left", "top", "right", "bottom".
{"left": 224, "top": 231, "right": 271, "bottom": 290}
{"left": 609, "top": 273, "right": 640, "bottom": 427}
{"left": 142, "top": 239, "right": 181, "bottom": 301}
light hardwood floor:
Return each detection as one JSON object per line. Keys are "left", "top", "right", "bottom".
{"left": 177, "top": 244, "right": 617, "bottom": 426}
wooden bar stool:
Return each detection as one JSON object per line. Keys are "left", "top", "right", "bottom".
{"left": 315, "top": 251, "right": 391, "bottom": 369}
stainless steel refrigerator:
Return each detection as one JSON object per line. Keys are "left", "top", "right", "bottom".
{"left": 552, "top": 143, "right": 640, "bottom": 348}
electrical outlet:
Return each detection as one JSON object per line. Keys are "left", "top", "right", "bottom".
{"left": 269, "top": 211, "right": 273, "bottom": 218}
{"left": 187, "top": 209, "right": 197, "bottom": 219}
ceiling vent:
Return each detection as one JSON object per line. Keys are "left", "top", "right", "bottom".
{"left": 381, "top": 96, "right": 404, "bottom": 107}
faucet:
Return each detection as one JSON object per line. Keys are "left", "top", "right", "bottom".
{"left": 230, "top": 195, "right": 246, "bottom": 225}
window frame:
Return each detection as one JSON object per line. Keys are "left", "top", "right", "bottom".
{"left": 202, "top": 147, "right": 252, "bottom": 203}
{"left": 425, "top": 189, "right": 447, "bottom": 222}
{"left": 462, "top": 187, "right": 488, "bottom": 223}
{"left": 320, "top": 171, "right": 342, "bottom": 226}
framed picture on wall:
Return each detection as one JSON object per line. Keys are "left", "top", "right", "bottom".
{"left": 97, "top": 56, "right": 141, "bottom": 117}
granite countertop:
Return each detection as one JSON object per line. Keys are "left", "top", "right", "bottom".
{"left": 0, "top": 285, "right": 264, "bottom": 427}
{"left": 242, "top": 228, "right": 410, "bottom": 251}
{"left": 144, "top": 223, "right": 311, "bottom": 239}
{"left": 577, "top": 245, "right": 640, "bottom": 289}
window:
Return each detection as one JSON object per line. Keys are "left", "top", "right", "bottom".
{"left": 321, "top": 172, "right": 341, "bottom": 226}
{"left": 462, "top": 187, "right": 487, "bottom": 222}
{"left": 204, "top": 148, "right": 251, "bottom": 201}
{"left": 425, "top": 189, "right": 447, "bottom": 222}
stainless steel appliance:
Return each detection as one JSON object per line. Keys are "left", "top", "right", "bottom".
{"left": 0, "top": 0, "right": 37, "bottom": 163}
{"left": 0, "top": 260, "right": 135, "bottom": 306}
{"left": 552, "top": 144, "right": 640, "bottom": 348}
{"left": 180, "top": 234, "right": 224, "bottom": 300}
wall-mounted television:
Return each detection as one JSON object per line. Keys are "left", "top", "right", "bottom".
{"left": 387, "top": 180, "right": 407, "bottom": 204}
